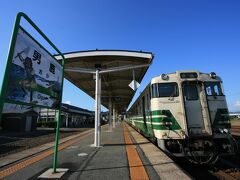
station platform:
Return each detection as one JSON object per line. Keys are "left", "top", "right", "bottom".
{"left": 0, "top": 122, "right": 191, "bottom": 180}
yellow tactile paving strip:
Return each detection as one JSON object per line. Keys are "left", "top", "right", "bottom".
{"left": 0, "top": 130, "right": 93, "bottom": 179}
{"left": 123, "top": 123, "right": 149, "bottom": 180}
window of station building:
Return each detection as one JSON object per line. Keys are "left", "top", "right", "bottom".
{"left": 184, "top": 85, "right": 199, "bottom": 100}
{"left": 205, "top": 82, "right": 223, "bottom": 96}
{"left": 151, "top": 83, "right": 178, "bottom": 98}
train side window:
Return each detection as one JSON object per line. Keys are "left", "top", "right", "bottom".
{"left": 149, "top": 87, "right": 151, "bottom": 99}
{"left": 184, "top": 85, "right": 199, "bottom": 100}
{"left": 146, "top": 93, "right": 149, "bottom": 110}
{"left": 151, "top": 84, "right": 158, "bottom": 98}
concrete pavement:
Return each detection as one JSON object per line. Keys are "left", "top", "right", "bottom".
{"left": 0, "top": 122, "right": 190, "bottom": 180}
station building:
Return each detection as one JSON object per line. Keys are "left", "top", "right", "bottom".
{"left": 1, "top": 103, "right": 96, "bottom": 131}
{"left": 38, "top": 103, "right": 95, "bottom": 128}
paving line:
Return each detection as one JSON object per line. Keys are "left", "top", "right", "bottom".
{"left": 0, "top": 129, "right": 94, "bottom": 179}
{"left": 123, "top": 123, "right": 149, "bottom": 180}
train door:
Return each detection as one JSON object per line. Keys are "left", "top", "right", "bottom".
{"left": 204, "top": 82, "right": 228, "bottom": 127}
{"left": 142, "top": 96, "right": 148, "bottom": 134}
{"left": 183, "top": 82, "right": 206, "bottom": 136}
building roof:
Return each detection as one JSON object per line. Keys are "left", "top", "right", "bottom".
{"left": 61, "top": 103, "right": 93, "bottom": 115}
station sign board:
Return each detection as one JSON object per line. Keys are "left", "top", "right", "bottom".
{"left": 4, "top": 27, "right": 63, "bottom": 109}
{"left": 0, "top": 13, "right": 65, "bottom": 173}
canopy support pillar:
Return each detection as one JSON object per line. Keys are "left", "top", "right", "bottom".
{"left": 94, "top": 69, "right": 101, "bottom": 147}
{"left": 108, "top": 97, "right": 112, "bottom": 132}
{"left": 113, "top": 104, "right": 116, "bottom": 128}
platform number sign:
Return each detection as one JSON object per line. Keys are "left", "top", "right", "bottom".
{"left": 4, "top": 27, "right": 63, "bottom": 109}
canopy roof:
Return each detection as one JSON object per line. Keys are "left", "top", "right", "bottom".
{"left": 55, "top": 50, "right": 153, "bottom": 113}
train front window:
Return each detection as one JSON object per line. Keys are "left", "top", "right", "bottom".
{"left": 184, "top": 85, "right": 199, "bottom": 100}
{"left": 151, "top": 83, "right": 178, "bottom": 98}
{"left": 205, "top": 82, "right": 223, "bottom": 96}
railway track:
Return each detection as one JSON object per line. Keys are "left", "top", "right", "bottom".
{"left": 232, "top": 126, "right": 240, "bottom": 136}
{"left": 0, "top": 128, "right": 91, "bottom": 158}
{"left": 210, "top": 157, "right": 240, "bottom": 180}
{"left": 172, "top": 156, "right": 240, "bottom": 180}
{"left": 212, "top": 127, "right": 240, "bottom": 180}
{"left": 162, "top": 131, "right": 240, "bottom": 180}
{"left": 212, "top": 169, "right": 240, "bottom": 180}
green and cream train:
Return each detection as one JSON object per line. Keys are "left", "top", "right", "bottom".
{"left": 126, "top": 70, "right": 236, "bottom": 164}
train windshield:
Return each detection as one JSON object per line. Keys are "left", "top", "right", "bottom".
{"left": 205, "top": 82, "right": 223, "bottom": 96}
{"left": 151, "top": 83, "right": 178, "bottom": 98}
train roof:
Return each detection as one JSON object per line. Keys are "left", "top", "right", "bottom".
{"left": 151, "top": 70, "right": 222, "bottom": 83}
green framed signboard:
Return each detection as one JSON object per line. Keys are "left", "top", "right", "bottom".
{"left": 5, "top": 26, "right": 63, "bottom": 109}
{"left": 0, "top": 12, "right": 65, "bottom": 173}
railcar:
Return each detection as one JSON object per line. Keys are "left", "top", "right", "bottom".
{"left": 126, "top": 70, "right": 236, "bottom": 164}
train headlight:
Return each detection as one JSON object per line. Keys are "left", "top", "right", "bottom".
{"left": 218, "top": 128, "right": 224, "bottom": 133}
{"left": 223, "top": 128, "right": 229, "bottom": 134}
{"left": 164, "top": 122, "right": 172, "bottom": 126}
{"left": 160, "top": 74, "right": 169, "bottom": 80}
{"left": 180, "top": 130, "right": 185, "bottom": 137}
{"left": 209, "top": 72, "right": 217, "bottom": 79}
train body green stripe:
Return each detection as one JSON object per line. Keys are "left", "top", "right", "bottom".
{"left": 127, "top": 109, "right": 181, "bottom": 131}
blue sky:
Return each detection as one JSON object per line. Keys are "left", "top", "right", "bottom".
{"left": 0, "top": 0, "right": 240, "bottom": 112}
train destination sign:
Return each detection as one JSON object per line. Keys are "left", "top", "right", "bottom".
{"left": 5, "top": 27, "right": 63, "bottom": 109}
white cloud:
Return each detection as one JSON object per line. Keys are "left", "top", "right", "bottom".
{"left": 230, "top": 100, "right": 240, "bottom": 112}
{"left": 64, "top": 101, "right": 71, "bottom": 105}
{"left": 233, "top": 100, "right": 240, "bottom": 107}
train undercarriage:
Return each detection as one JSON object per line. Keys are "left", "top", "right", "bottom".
{"left": 161, "top": 134, "right": 237, "bottom": 165}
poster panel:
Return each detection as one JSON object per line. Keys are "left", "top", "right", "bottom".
{"left": 5, "top": 27, "right": 63, "bottom": 109}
